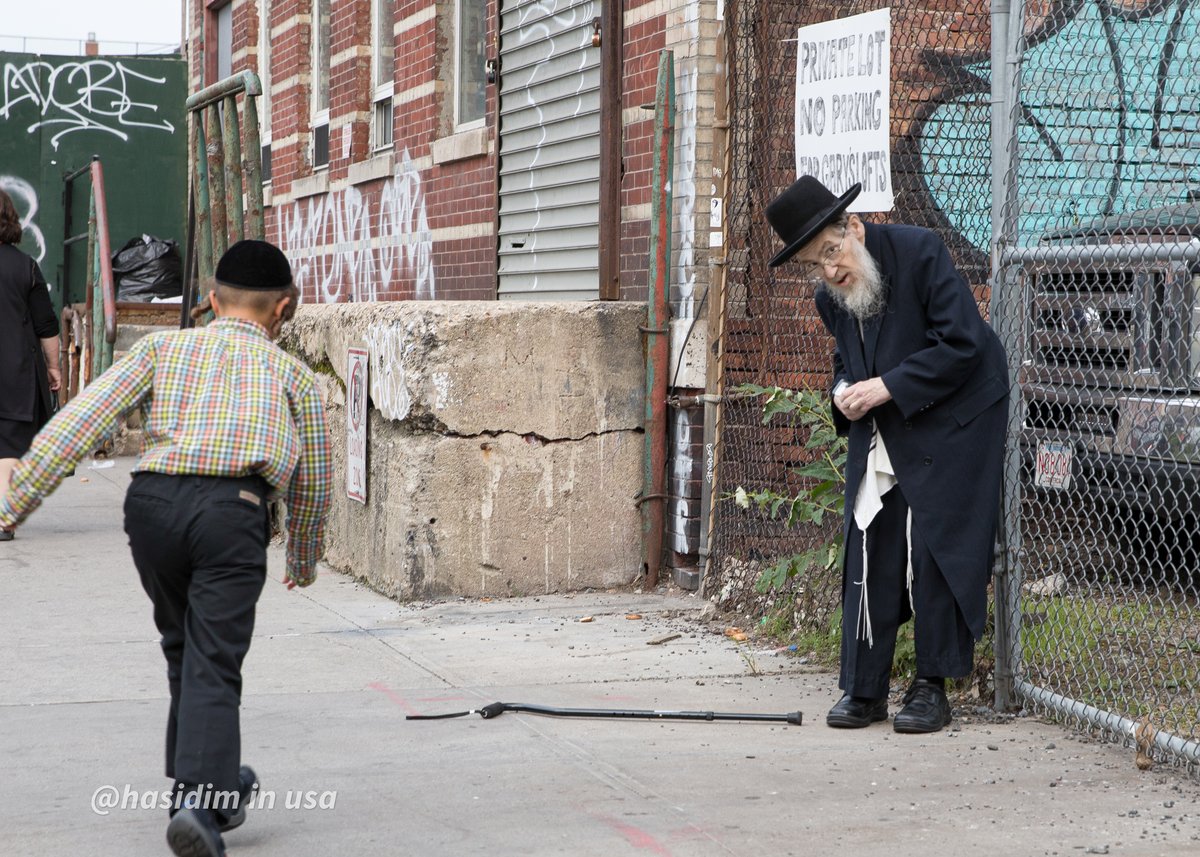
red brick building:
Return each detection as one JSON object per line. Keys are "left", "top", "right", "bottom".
{"left": 186, "top": 1, "right": 719, "bottom": 306}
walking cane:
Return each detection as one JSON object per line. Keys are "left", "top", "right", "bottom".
{"left": 407, "top": 701, "right": 802, "bottom": 725}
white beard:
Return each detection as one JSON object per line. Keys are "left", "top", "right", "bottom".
{"left": 823, "top": 239, "right": 887, "bottom": 321}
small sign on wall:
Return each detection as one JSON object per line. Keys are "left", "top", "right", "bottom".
{"left": 346, "top": 346, "right": 369, "bottom": 504}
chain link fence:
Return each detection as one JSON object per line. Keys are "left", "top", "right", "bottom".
{"left": 994, "top": 0, "right": 1200, "bottom": 770}
{"left": 711, "top": 0, "right": 1200, "bottom": 771}
{"left": 711, "top": 0, "right": 993, "bottom": 621}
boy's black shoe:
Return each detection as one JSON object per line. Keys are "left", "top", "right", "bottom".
{"left": 218, "top": 765, "right": 259, "bottom": 833}
{"left": 166, "top": 807, "right": 226, "bottom": 857}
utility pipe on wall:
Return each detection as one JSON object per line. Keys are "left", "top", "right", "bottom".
{"left": 642, "top": 50, "right": 675, "bottom": 589}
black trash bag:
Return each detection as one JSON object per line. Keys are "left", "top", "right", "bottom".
{"left": 111, "top": 234, "right": 183, "bottom": 302}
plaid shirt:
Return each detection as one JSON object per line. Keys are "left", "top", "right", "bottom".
{"left": 0, "top": 317, "right": 332, "bottom": 586}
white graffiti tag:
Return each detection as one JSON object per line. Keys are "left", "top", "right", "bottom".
{"left": 277, "top": 150, "right": 435, "bottom": 303}
{"left": 0, "top": 60, "right": 176, "bottom": 150}
{"left": 673, "top": 1, "right": 701, "bottom": 319}
{"left": 674, "top": 61, "right": 699, "bottom": 318}
{"left": 670, "top": 407, "right": 699, "bottom": 554}
{"left": 363, "top": 321, "right": 426, "bottom": 422}
{"left": 0, "top": 175, "right": 46, "bottom": 262}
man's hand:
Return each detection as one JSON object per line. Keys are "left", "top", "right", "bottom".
{"left": 834, "top": 377, "right": 892, "bottom": 422}
{"left": 47, "top": 366, "right": 62, "bottom": 392}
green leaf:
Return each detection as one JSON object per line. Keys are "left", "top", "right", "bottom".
{"left": 793, "top": 460, "right": 840, "bottom": 481}
{"left": 769, "top": 496, "right": 787, "bottom": 519}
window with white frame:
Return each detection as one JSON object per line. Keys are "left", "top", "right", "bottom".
{"left": 258, "top": 0, "right": 272, "bottom": 182}
{"left": 455, "top": 0, "right": 487, "bottom": 128}
{"left": 372, "top": 0, "right": 395, "bottom": 151}
{"left": 311, "top": 0, "right": 331, "bottom": 169}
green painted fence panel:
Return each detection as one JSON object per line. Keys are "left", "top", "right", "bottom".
{"left": 0, "top": 52, "right": 188, "bottom": 312}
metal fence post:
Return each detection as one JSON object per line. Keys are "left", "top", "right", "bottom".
{"left": 990, "top": 0, "right": 1024, "bottom": 712}
{"left": 642, "top": 49, "right": 676, "bottom": 589}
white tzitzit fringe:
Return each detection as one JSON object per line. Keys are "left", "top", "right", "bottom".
{"left": 857, "top": 531, "right": 873, "bottom": 647}
{"left": 851, "top": 423, "right": 916, "bottom": 648}
{"left": 906, "top": 508, "right": 915, "bottom": 613}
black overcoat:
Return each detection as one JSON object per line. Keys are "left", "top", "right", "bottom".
{"left": 814, "top": 223, "right": 1009, "bottom": 638}
{"left": 0, "top": 244, "right": 58, "bottom": 425}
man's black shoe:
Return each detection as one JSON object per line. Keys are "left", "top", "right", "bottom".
{"left": 166, "top": 807, "right": 226, "bottom": 857}
{"left": 893, "top": 678, "right": 952, "bottom": 733}
{"left": 826, "top": 694, "right": 888, "bottom": 728}
{"left": 218, "top": 765, "right": 259, "bottom": 833}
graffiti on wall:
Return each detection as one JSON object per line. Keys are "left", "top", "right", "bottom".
{"left": 0, "top": 59, "right": 176, "bottom": 150}
{"left": 914, "top": 0, "right": 1200, "bottom": 252}
{"left": 277, "top": 149, "right": 435, "bottom": 303}
{"left": 669, "top": 407, "right": 701, "bottom": 555}
{"left": 364, "top": 323, "right": 412, "bottom": 422}
{"left": 673, "top": 1, "right": 701, "bottom": 319}
{"left": 363, "top": 319, "right": 422, "bottom": 422}
{"left": 0, "top": 175, "right": 45, "bottom": 262}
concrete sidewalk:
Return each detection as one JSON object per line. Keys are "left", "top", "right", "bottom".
{"left": 1, "top": 459, "right": 1197, "bottom": 856}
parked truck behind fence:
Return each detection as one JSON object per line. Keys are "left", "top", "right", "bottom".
{"left": 1019, "top": 205, "right": 1200, "bottom": 577}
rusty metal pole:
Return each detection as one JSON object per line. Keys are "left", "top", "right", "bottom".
{"left": 193, "top": 114, "right": 215, "bottom": 287}
{"left": 598, "top": 0, "right": 623, "bottom": 300}
{"left": 205, "top": 102, "right": 229, "bottom": 261}
{"left": 86, "top": 190, "right": 100, "bottom": 383}
{"left": 241, "top": 83, "right": 266, "bottom": 239}
{"left": 642, "top": 50, "right": 675, "bottom": 589}
{"left": 89, "top": 159, "right": 116, "bottom": 373}
{"left": 222, "top": 93, "right": 245, "bottom": 244}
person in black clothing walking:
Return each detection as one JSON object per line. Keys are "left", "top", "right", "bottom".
{"left": 0, "top": 189, "right": 60, "bottom": 530}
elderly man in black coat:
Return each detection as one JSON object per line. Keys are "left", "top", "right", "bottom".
{"left": 766, "top": 176, "right": 1009, "bottom": 733}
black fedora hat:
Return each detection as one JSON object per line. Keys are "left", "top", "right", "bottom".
{"left": 766, "top": 176, "right": 861, "bottom": 268}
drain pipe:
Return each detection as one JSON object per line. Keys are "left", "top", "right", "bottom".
{"left": 641, "top": 50, "right": 676, "bottom": 589}
{"left": 698, "top": 19, "right": 733, "bottom": 592}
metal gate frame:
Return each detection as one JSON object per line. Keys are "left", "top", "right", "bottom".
{"left": 990, "top": 0, "right": 1200, "bottom": 771}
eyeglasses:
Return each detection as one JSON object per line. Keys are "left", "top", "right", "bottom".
{"left": 797, "top": 226, "right": 847, "bottom": 278}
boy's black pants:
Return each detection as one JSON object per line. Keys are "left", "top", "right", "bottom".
{"left": 123, "top": 471, "right": 270, "bottom": 805}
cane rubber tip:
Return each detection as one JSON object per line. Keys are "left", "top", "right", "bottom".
{"left": 788, "top": 711, "right": 803, "bottom": 725}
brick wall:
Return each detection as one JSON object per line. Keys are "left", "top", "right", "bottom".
{"left": 188, "top": 0, "right": 501, "bottom": 303}
{"left": 185, "top": 0, "right": 727, "bottom": 310}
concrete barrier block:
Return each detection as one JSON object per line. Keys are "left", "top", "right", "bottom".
{"left": 282, "top": 301, "right": 648, "bottom": 599}
{"left": 284, "top": 301, "right": 646, "bottom": 438}
{"left": 321, "top": 422, "right": 642, "bottom": 599}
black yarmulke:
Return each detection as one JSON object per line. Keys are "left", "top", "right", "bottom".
{"left": 215, "top": 239, "right": 294, "bottom": 289}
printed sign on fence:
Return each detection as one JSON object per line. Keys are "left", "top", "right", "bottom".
{"left": 346, "top": 346, "right": 369, "bottom": 504}
{"left": 1035, "top": 440, "right": 1073, "bottom": 491}
{"left": 793, "top": 8, "right": 893, "bottom": 212}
